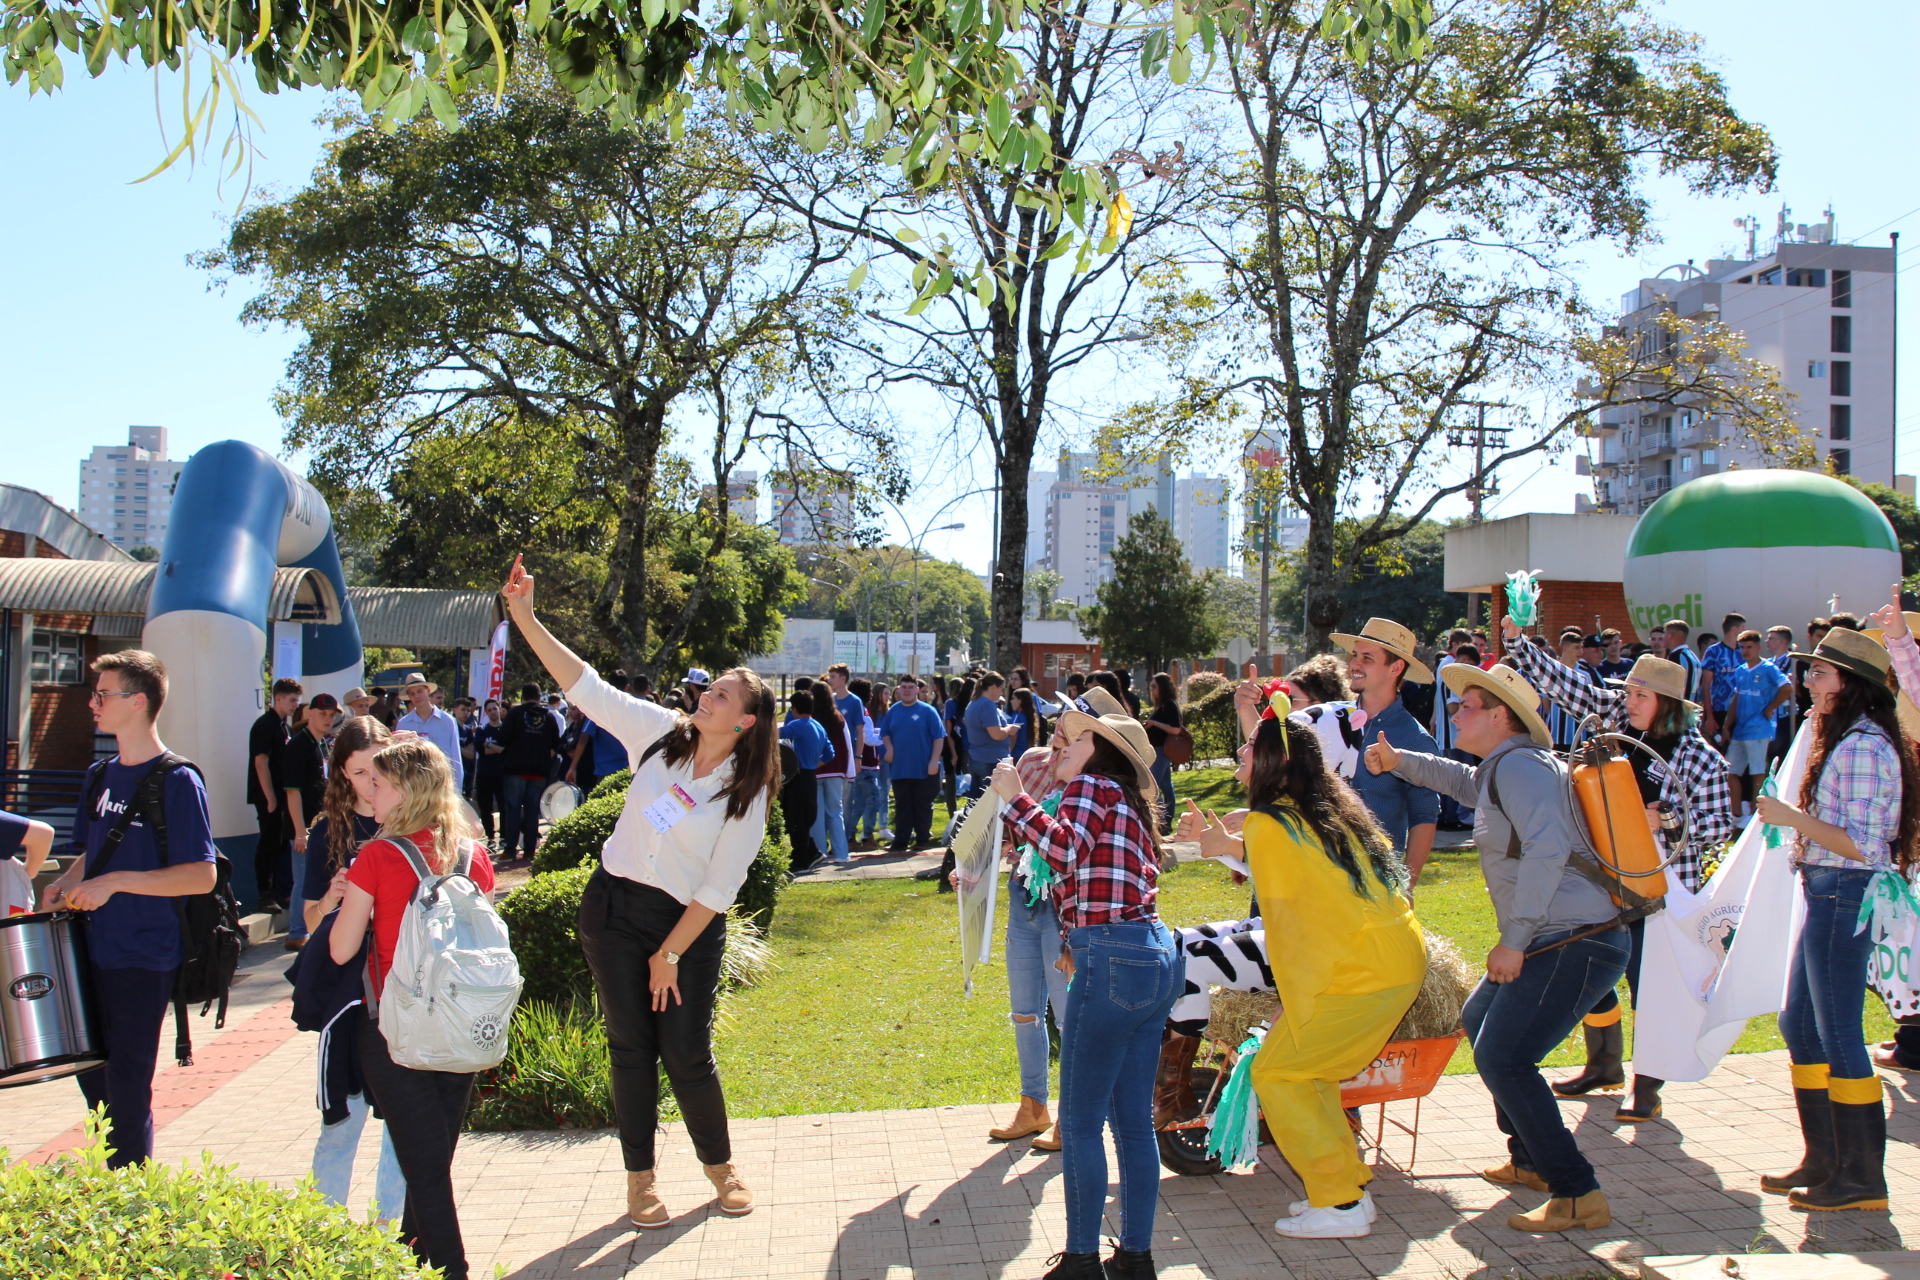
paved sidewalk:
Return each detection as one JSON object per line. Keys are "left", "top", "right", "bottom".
{"left": 8, "top": 991, "right": 1914, "bottom": 1280}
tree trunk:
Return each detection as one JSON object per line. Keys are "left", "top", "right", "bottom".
{"left": 593, "top": 398, "right": 669, "bottom": 680}
{"left": 1302, "top": 488, "right": 1345, "bottom": 653}
{"left": 993, "top": 445, "right": 1029, "bottom": 674}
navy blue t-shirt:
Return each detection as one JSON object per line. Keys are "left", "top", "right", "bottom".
{"left": 300, "top": 810, "right": 384, "bottom": 904}
{"left": 581, "top": 719, "right": 630, "bottom": 778}
{"left": 0, "top": 808, "right": 28, "bottom": 859}
{"left": 74, "top": 759, "right": 217, "bottom": 971}
{"left": 781, "top": 717, "right": 830, "bottom": 770}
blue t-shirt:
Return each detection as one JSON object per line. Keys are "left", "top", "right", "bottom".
{"left": 581, "top": 719, "right": 630, "bottom": 778}
{"left": 0, "top": 808, "right": 28, "bottom": 859}
{"left": 73, "top": 759, "right": 218, "bottom": 971}
{"left": 1702, "top": 641, "right": 1742, "bottom": 713}
{"left": 1725, "top": 660, "right": 1788, "bottom": 741}
{"left": 835, "top": 692, "right": 866, "bottom": 737}
{"left": 881, "top": 701, "right": 947, "bottom": 777}
{"left": 299, "top": 810, "right": 383, "bottom": 904}
{"left": 781, "top": 717, "right": 830, "bottom": 770}
{"left": 1770, "top": 653, "right": 1796, "bottom": 722}
{"left": 1667, "top": 644, "right": 1702, "bottom": 701}
{"left": 1346, "top": 699, "right": 1440, "bottom": 848}
{"left": 963, "top": 697, "right": 1012, "bottom": 762}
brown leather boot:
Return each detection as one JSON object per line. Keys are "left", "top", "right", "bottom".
{"left": 704, "top": 1162, "right": 754, "bottom": 1216}
{"left": 989, "top": 1096, "right": 1052, "bottom": 1142}
{"left": 1507, "top": 1190, "right": 1610, "bottom": 1233}
{"left": 1481, "top": 1161, "right": 1549, "bottom": 1193}
{"left": 1153, "top": 1033, "right": 1202, "bottom": 1129}
{"left": 626, "top": 1170, "right": 669, "bottom": 1229}
{"left": 1031, "top": 1123, "right": 1062, "bottom": 1152}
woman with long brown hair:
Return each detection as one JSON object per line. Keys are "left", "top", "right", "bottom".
{"left": 501, "top": 555, "right": 779, "bottom": 1230}
{"left": 1182, "top": 688, "right": 1424, "bottom": 1239}
{"left": 990, "top": 710, "right": 1179, "bottom": 1280}
{"left": 1753, "top": 625, "right": 1920, "bottom": 1212}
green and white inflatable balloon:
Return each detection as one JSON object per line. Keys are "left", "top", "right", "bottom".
{"left": 1622, "top": 470, "right": 1901, "bottom": 642}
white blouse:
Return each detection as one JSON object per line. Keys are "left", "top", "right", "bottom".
{"left": 565, "top": 665, "right": 771, "bottom": 913}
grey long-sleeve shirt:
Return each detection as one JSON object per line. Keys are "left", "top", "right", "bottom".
{"left": 1391, "top": 734, "right": 1617, "bottom": 950}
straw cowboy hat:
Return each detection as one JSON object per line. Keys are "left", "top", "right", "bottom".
{"left": 1331, "top": 618, "right": 1435, "bottom": 684}
{"left": 400, "top": 671, "right": 438, "bottom": 694}
{"left": 1604, "top": 655, "right": 1698, "bottom": 709}
{"left": 1854, "top": 624, "right": 1920, "bottom": 740}
{"left": 1058, "top": 709, "right": 1158, "bottom": 794}
{"left": 1790, "top": 626, "right": 1894, "bottom": 689}
{"left": 1074, "top": 685, "right": 1130, "bottom": 720}
{"left": 1441, "top": 662, "right": 1551, "bottom": 748}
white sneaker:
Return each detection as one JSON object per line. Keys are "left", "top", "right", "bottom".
{"left": 1274, "top": 1201, "right": 1372, "bottom": 1239}
{"left": 1287, "top": 1191, "right": 1375, "bottom": 1223}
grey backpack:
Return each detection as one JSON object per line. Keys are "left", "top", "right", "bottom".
{"left": 376, "top": 837, "right": 523, "bottom": 1073}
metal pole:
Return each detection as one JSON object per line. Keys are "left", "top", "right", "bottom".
{"left": 1256, "top": 493, "right": 1271, "bottom": 662}
{"left": 1893, "top": 231, "right": 1901, "bottom": 483}
{"left": 1471, "top": 405, "right": 1487, "bottom": 523}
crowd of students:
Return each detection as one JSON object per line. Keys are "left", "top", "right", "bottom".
{"left": 9, "top": 580, "right": 1919, "bottom": 1279}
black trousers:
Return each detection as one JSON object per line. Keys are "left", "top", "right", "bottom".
{"left": 782, "top": 772, "right": 819, "bottom": 868}
{"left": 75, "top": 963, "right": 176, "bottom": 1169}
{"left": 577, "top": 870, "right": 730, "bottom": 1171}
{"left": 358, "top": 1009, "right": 474, "bottom": 1280}
{"left": 891, "top": 775, "right": 939, "bottom": 846}
{"left": 253, "top": 801, "right": 289, "bottom": 906}
{"left": 473, "top": 772, "right": 506, "bottom": 842}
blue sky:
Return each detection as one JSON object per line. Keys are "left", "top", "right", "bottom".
{"left": 2, "top": 0, "right": 1916, "bottom": 576}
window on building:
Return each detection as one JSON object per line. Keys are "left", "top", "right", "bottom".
{"left": 1831, "top": 448, "right": 1852, "bottom": 475}
{"left": 1758, "top": 267, "right": 1781, "bottom": 285}
{"left": 1832, "top": 315, "right": 1852, "bottom": 352}
{"left": 1833, "top": 270, "right": 1853, "bottom": 307}
{"left": 1833, "top": 361, "right": 1852, "bottom": 396}
{"left": 1702, "top": 449, "right": 1717, "bottom": 464}
{"left": 1680, "top": 411, "right": 1694, "bottom": 429}
{"left": 1681, "top": 454, "right": 1694, "bottom": 473}
{"left": 1786, "top": 269, "right": 1826, "bottom": 287}
{"left": 30, "top": 632, "right": 85, "bottom": 685}
{"left": 1831, "top": 404, "right": 1852, "bottom": 439}
{"left": 1809, "top": 361, "right": 1827, "bottom": 378}
{"left": 1736, "top": 274, "right": 1753, "bottom": 284}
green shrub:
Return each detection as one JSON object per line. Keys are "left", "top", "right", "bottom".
{"left": 589, "top": 768, "right": 631, "bottom": 800}
{"left": 467, "top": 999, "right": 617, "bottom": 1132}
{"left": 0, "top": 1107, "right": 435, "bottom": 1279}
{"left": 737, "top": 793, "right": 790, "bottom": 931}
{"left": 499, "top": 863, "right": 595, "bottom": 1007}
{"left": 1185, "top": 682, "right": 1241, "bottom": 763}
{"left": 530, "top": 791, "right": 624, "bottom": 876}
{"left": 1182, "top": 670, "right": 1230, "bottom": 704}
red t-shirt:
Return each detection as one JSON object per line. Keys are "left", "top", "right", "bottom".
{"left": 346, "top": 829, "right": 496, "bottom": 997}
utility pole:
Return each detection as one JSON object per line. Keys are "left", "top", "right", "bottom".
{"left": 1448, "top": 407, "right": 1510, "bottom": 633}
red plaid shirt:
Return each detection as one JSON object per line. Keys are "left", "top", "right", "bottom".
{"left": 1004, "top": 775, "right": 1159, "bottom": 936}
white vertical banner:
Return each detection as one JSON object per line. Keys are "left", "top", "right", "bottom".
{"left": 485, "top": 620, "right": 509, "bottom": 703}
{"left": 467, "top": 648, "right": 491, "bottom": 701}
{"left": 271, "top": 620, "right": 304, "bottom": 684}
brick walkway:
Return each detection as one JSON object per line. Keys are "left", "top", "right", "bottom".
{"left": 7, "top": 970, "right": 1916, "bottom": 1280}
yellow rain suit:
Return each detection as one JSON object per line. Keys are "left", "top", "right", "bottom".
{"left": 1245, "top": 803, "right": 1426, "bottom": 1208}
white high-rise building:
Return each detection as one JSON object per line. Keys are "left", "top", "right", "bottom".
{"left": 1588, "top": 209, "right": 1895, "bottom": 514}
{"left": 1176, "top": 475, "right": 1232, "bottom": 573}
{"left": 771, "top": 459, "right": 854, "bottom": 546}
{"left": 704, "top": 470, "right": 760, "bottom": 524}
{"left": 77, "top": 426, "right": 185, "bottom": 552}
{"left": 1039, "top": 449, "right": 1232, "bottom": 605}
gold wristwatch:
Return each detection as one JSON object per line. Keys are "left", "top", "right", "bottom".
{"left": 661, "top": 950, "right": 681, "bottom": 965}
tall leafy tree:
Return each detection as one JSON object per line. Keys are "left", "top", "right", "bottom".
{"left": 199, "top": 80, "right": 854, "bottom": 677}
{"left": 1081, "top": 509, "right": 1221, "bottom": 674}
{"left": 1101, "top": 0, "right": 1792, "bottom": 649}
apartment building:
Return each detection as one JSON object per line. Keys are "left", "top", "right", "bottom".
{"left": 702, "top": 469, "right": 760, "bottom": 524}
{"left": 1037, "top": 450, "right": 1228, "bottom": 606}
{"left": 771, "top": 463, "right": 854, "bottom": 546}
{"left": 1587, "top": 210, "right": 1895, "bottom": 514}
{"left": 76, "top": 426, "right": 185, "bottom": 552}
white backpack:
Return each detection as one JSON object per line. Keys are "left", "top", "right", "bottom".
{"left": 376, "top": 837, "right": 523, "bottom": 1073}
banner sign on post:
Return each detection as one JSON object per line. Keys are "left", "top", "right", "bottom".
{"left": 486, "top": 620, "right": 509, "bottom": 703}
{"left": 831, "top": 631, "right": 938, "bottom": 675}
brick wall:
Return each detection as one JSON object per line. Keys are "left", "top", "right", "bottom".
{"left": 1489, "top": 580, "right": 1637, "bottom": 660}
{"left": 30, "top": 686, "right": 96, "bottom": 769}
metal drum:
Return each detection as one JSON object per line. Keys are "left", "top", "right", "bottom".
{"left": 0, "top": 910, "right": 105, "bottom": 1088}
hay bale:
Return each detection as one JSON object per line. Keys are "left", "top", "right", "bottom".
{"left": 1391, "top": 931, "right": 1474, "bottom": 1041}
{"left": 1198, "top": 932, "right": 1472, "bottom": 1048}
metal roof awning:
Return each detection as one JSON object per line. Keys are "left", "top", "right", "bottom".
{"left": 346, "top": 587, "right": 506, "bottom": 650}
{"left": 0, "top": 559, "right": 343, "bottom": 627}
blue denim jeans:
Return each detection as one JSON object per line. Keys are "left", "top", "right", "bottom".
{"left": 1059, "top": 918, "right": 1182, "bottom": 1253}
{"left": 1461, "top": 925, "right": 1630, "bottom": 1199}
{"left": 500, "top": 774, "right": 544, "bottom": 857}
{"left": 811, "top": 776, "right": 849, "bottom": 862}
{"left": 1005, "top": 882, "right": 1071, "bottom": 1102}
{"left": 311, "top": 1091, "right": 409, "bottom": 1221}
{"left": 1781, "top": 865, "right": 1877, "bottom": 1079}
{"left": 848, "top": 771, "right": 884, "bottom": 839}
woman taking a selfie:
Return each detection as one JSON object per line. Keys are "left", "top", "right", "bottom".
{"left": 501, "top": 556, "right": 779, "bottom": 1230}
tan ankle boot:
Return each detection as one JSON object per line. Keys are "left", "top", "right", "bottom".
{"left": 626, "top": 1170, "right": 669, "bottom": 1230}
{"left": 989, "top": 1096, "right": 1052, "bottom": 1141}
{"left": 1481, "top": 1161, "right": 1549, "bottom": 1193}
{"left": 1030, "top": 1123, "right": 1062, "bottom": 1152}
{"left": 1507, "top": 1189, "right": 1610, "bottom": 1233}
{"left": 704, "top": 1162, "right": 754, "bottom": 1216}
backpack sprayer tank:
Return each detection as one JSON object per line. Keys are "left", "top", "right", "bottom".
{"left": 1568, "top": 733, "right": 1678, "bottom": 907}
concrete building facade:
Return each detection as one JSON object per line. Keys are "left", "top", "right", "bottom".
{"left": 76, "top": 425, "right": 186, "bottom": 552}
{"left": 1588, "top": 214, "right": 1895, "bottom": 514}
{"left": 771, "top": 464, "right": 854, "bottom": 546}
{"left": 1037, "top": 450, "right": 1231, "bottom": 606}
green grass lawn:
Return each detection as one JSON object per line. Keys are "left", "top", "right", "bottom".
{"left": 715, "top": 769, "right": 1895, "bottom": 1118}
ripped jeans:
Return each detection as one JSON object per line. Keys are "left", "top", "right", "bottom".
{"left": 1004, "top": 877, "right": 1071, "bottom": 1102}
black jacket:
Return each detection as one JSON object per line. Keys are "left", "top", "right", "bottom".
{"left": 499, "top": 701, "right": 560, "bottom": 777}
{"left": 287, "top": 910, "right": 373, "bottom": 1124}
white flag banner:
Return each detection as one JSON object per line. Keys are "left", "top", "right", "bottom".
{"left": 948, "top": 792, "right": 1003, "bottom": 995}
{"left": 1633, "top": 724, "right": 1811, "bottom": 1082}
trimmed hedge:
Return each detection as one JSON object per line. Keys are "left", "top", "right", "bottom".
{"left": 588, "top": 768, "right": 631, "bottom": 800}
{"left": 498, "top": 864, "right": 596, "bottom": 1007}
{"left": 1185, "top": 683, "right": 1240, "bottom": 763}
{"left": 1, "top": 1108, "right": 434, "bottom": 1278}
{"left": 530, "top": 792, "right": 624, "bottom": 876}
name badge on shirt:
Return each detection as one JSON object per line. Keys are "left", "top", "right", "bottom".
{"left": 642, "top": 783, "right": 700, "bottom": 834}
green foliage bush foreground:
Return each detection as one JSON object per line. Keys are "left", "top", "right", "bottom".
{"left": 0, "top": 1107, "right": 435, "bottom": 1279}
